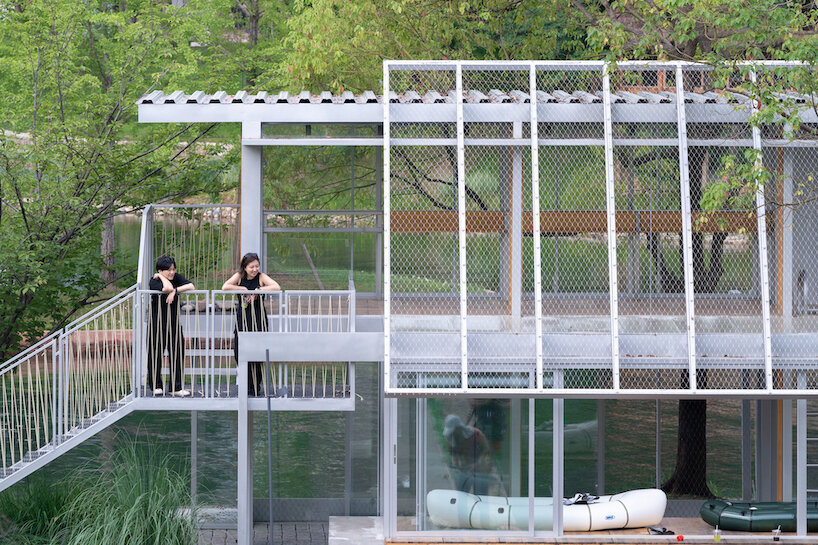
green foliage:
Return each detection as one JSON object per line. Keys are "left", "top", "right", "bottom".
{"left": 0, "top": 439, "right": 195, "bottom": 545}
{"left": 0, "top": 0, "right": 234, "bottom": 358}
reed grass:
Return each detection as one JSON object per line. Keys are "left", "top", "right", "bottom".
{"left": 0, "top": 437, "right": 197, "bottom": 545}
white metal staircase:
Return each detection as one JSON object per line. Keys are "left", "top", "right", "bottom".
{"left": 0, "top": 287, "right": 138, "bottom": 492}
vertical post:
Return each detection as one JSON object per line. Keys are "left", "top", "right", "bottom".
{"left": 237, "top": 340, "right": 253, "bottom": 545}
{"left": 782, "top": 399, "right": 792, "bottom": 501}
{"left": 741, "top": 399, "right": 752, "bottom": 500}
{"left": 52, "top": 337, "right": 59, "bottom": 443}
{"left": 596, "top": 399, "right": 605, "bottom": 495}
{"left": 510, "top": 121, "right": 523, "bottom": 332}
{"left": 782, "top": 149, "right": 794, "bottom": 317}
{"left": 530, "top": 63, "right": 543, "bottom": 390}
{"left": 375, "top": 125, "right": 384, "bottom": 300}
{"left": 266, "top": 350, "right": 274, "bottom": 545}
{"left": 416, "top": 398, "right": 427, "bottom": 530}
{"left": 383, "top": 397, "right": 398, "bottom": 538}
{"left": 382, "top": 62, "right": 392, "bottom": 393}
{"left": 749, "top": 70, "right": 774, "bottom": 392}
{"left": 797, "top": 371, "right": 807, "bottom": 535}
{"left": 528, "top": 400, "right": 535, "bottom": 535}
{"left": 655, "top": 400, "right": 662, "bottom": 488}
{"left": 601, "top": 65, "right": 620, "bottom": 390}
{"left": 510, "top": 399, "right": 521, "bottom": 497}
{"left": 241, "top": 122, "right": 264, "bottom": 256}
{"left": 191, "top": 410, "right": 198, "bottom": 506}
{"left": 552, "top": 397, "right": 564, "bottom": 535}
{"left": 675, "top": 64, "right": 698, "bottom": 390}
{"left": 456, "top": 62, "right": 468, "bottom": 391}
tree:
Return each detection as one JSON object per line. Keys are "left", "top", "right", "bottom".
{"left": 568, "top": 0, "right": 818, "bottom": 497}
{"left": 0, "top": 0, "right": 233, "bottom": 358}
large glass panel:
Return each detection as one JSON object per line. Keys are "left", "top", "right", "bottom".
{"left": 397, "top": 398, "right": 533, "bottom": 532}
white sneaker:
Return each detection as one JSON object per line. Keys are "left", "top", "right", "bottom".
{"left": 153, "top": 388, "right": 164, "bottom": 396}
{"left": 170, "top": 389, "right": 191, "bottom": 397}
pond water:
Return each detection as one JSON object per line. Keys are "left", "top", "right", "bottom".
{"left": 34, "top": 362, "right": 382, "bottom": 512}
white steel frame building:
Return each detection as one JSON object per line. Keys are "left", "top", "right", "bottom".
{"left": 2, "top": 59, "right": 817, "bottom": 544}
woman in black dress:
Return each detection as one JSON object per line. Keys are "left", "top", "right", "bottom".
{"left": 222, "top": 252, "right": 281, "bottom": 395}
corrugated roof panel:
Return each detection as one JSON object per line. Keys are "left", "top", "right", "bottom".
{"left": 551, "top": 90, "right": 578, "bottom": 103}
{"left": 253, "top": 91, "right": 269, "bottom": 103}
{"left": 319, "top": 91, "right": 333, "bottom": 103}
{"left": 489, "top": 89, "right": 512, "bottom": 103}
{"left": 404, "top": 90, "right": 423, "bottom": 103}
{"left": 139, "top": 90, "right": 162, "bottom": 104}
{"left": 467, "top": 90, "right": 489, "bottom": 103}
{"left": 536, "top": 91, "right": 557, "bottom": 103}
{"left": 425, "top": 90, "right": 446, "bottom": 104}
{"left": 509, "top": 90, "right": 530, "bottom": 103}
{"left": 163, "top": 91, "right": 185, "bottom": 104}
{"left": 341, "top": 91, "right": 356, "bottom": 103}
{"left": 274, "top": 91, "right": 290, "bottom": 104}
{"left": 209, "top": 91, "right": 227, "bottom": 103}
{"left": 573, "top": 91, "right": 601, "bottom": 104}
{"left": 298, "top": 91, "right": 311, "bottom": 103}
{"left": 616, "top": 91, "right": 647, "bottom": 104}
{"left": 638, "top": 91, "right": 671, "bottom": 103}
{"left": 362, "top": 91, "right": 379, "bottom": 104}
{"left": 186, "top": 91, "right": 205, "bottom": 104}
{"left": 232, "top": 90, "right": 248, "bottom": 103}
{"left": 388, "top": 91, "right": 399, "bottom": 103}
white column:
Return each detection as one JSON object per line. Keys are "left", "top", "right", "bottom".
{"left": 749, "top": 71, "right": 774, "bottom": 391}
{"left": 382, "top": 62, "right": 392, "bottom": 393}
{"left": 456, "top": 63, "right": 468, "bottom": 390}
{"left": 675, "top": 64, "right": 698, "bottom": 390}
{"left": 241, "top": 122, "right": 264, "bottom": 256}
{"left": 530, "top": 64, "right": 543, "bottom": 390}
{"left": 602, "top": 66, "right": 620, "bottom": 390}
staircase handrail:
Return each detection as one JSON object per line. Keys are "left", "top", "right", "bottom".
{"left": 0, "top": 330, "right": 61, "bottom": 375}
{"left": 63, "top": 284, "right": 137, "bottom": 336}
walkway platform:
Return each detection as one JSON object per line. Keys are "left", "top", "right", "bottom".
{"left": 200, "top": 522, "right": 329, "bottom": 545}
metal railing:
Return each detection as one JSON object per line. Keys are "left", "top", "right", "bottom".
{"left": 135, "top": 288, "right": 355, "bottom": 399}
{"left": 1, "top": 284, "right": 355, "bottom": 478}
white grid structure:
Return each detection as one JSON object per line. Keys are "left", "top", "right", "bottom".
{"left": 383, "top": 60, "right": 818, "bottom": 397}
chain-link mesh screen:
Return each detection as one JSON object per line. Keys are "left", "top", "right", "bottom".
{"left": 152, "top": 206, "right": 238, "bottom": 290}
{"left": 689, "top": 68, "right": 765, "bottom": 391}
{"left": 610, "top": 67, "right": 689, "bottom": 390}
{"left": 537, "top": 67, "right": 611, "bottom": 390}
{"left": 462, "top": 67, "right": 535, "bottom": 390}
{"left": 389, "top": 66, "right": 462, "bottom": 390}
{"left": 385, "top": 61, "right": 818, "bottom": 395}
{"left": 762, "top": 69, "right": 818, "bottom": 389}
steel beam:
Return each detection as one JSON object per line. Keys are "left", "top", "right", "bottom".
{"left": 676, "top": 64, "right": 698, "bottom": 391}
{"left": 602, "top": 66, "right": 621, "bottom": 390}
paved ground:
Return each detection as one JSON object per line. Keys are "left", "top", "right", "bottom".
{"left": 199, "top": 522, "right": 328, "bottom": 545}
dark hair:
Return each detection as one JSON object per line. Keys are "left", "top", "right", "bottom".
{"left": 156, "top": 255, "right": 176, "bottom": 271}
{"left": 239, "top": 252, "right": 260, "bottom": 279}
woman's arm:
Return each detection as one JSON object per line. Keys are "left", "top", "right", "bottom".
{"left": 258, "top": 273, "right": 281, "bottom": 291}
{"left": 153, "top": 273, "right": 175, "bottom": 293}
{"left": 177, "top": 282, "right": 196, "bottom": 292}
{"left": 221, "top": 273, "right": 246, "bottom": 291}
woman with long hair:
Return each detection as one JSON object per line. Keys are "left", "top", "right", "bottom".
{"left": 222, "top": 252, "right": 281, "bottom": 395}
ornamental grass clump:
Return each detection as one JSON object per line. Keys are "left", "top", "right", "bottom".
{"left": 60, "top": 442, "right": 197, "bottom": 545}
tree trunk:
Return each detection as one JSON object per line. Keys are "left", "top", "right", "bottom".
{"left": 659, "top": 147, "right": 721, "bottom": 497}
{"left": 661, "top": 398, "right": 714, "bottom": 497}
{"left": 101, "top": 213, "right": 116, "bottom": 286}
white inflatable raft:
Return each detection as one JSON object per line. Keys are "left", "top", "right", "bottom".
{"left": 427, "top": 488, "right": 666, "bottom": 531}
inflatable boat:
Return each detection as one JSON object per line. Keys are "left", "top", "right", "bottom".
{"left": 427, "top": 488, "right": 666, "bottom": 531}
{"left": 700, "top": 499, "right": 818, "bottom": 532}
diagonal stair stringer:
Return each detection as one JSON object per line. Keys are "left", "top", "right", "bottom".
{"left": 0, "top": 396, "right": 136, "bottom": 493}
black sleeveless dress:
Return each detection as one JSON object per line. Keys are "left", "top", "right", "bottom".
{"left": 233, "top": 275, "right": 268, "bottom": 395}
